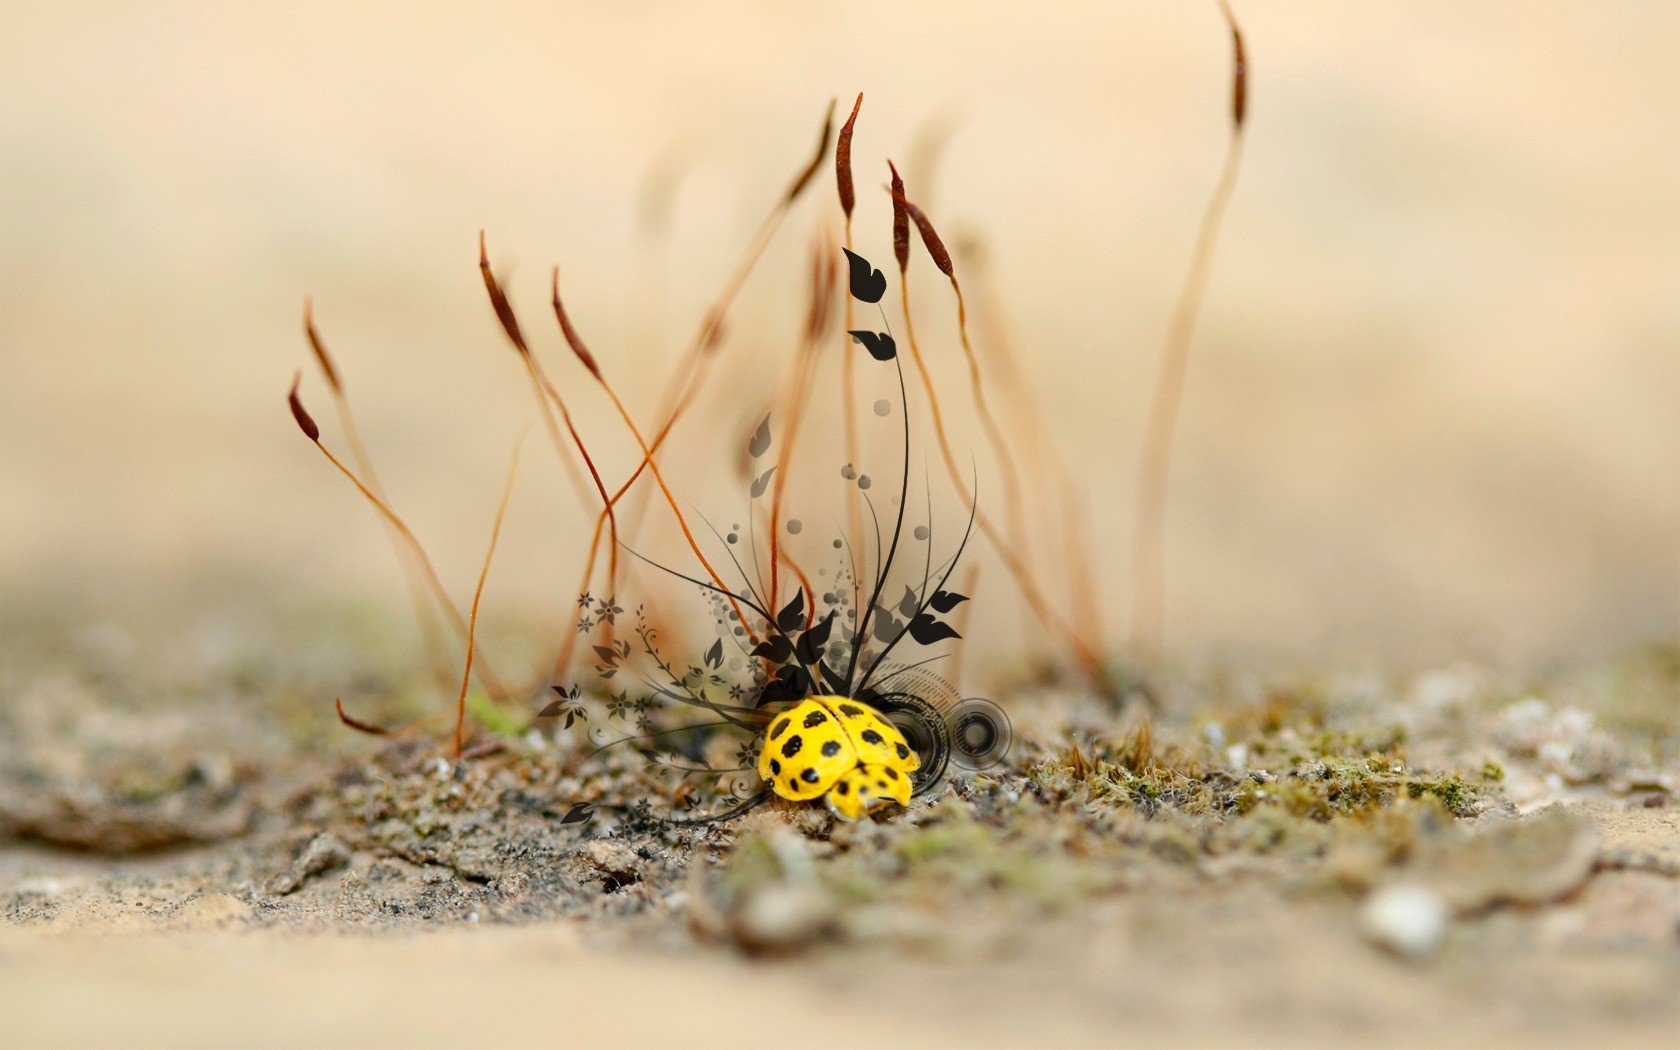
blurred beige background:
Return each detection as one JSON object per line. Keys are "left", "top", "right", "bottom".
{"left": 1, "top": 0, "right": 1675, "bottom": 672}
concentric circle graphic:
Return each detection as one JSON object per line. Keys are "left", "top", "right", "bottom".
{"left": 946, "top": 696, "right": 1011, "bottom": 771}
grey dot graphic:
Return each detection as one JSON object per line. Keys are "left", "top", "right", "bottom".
{"left": 873, "top": 399, "right": 891, "bottom": 416}
{"left": 913, "top": 525, "right": 929, "bottom": 540}
{"left": 727, "top": 533, "right": 738, "bottom": 544}
{"left": 840, "top": 464, "right": 857, "bottom": 480}
{"left": 786, "top": 519, "right": 803, "bottom": 535}
{"left": 858, "top": 475, "right": 872, "bottom": 490}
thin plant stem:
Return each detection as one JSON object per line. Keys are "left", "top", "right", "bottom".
{"left": 1128, "top": 0, "right": 1248, "bottom": 658}
{"left": 454, "top": 435, "right": 524, "bottom": 758}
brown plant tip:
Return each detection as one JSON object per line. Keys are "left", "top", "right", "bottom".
{"left": 302, "top": 297, "right": 342, "bottom": 393}
{"left": 836, "top": 93, "right": 863, "bottom": 218}
{"left": 478, "top": 231, "right": 529, "bottom": 355}
{"left": 335, "top": 697, "right": 390, "bottom": 736}
{"left": 551, "top": 268, "right": 602, "bottom": 380}
{"left": 905, "top": 199, "right": 953, "bottom": 278}
{"left": 1219, "top": 0, "right": 1248, "bottom": 129}
{"left": 887, "top": 160, "right": 910, "bottom": 272}
{"left": 783, "top": 98, "right": 836, "bottom": 204}
{"left": 287, "top": 372, "right": 320, "bottom": 443}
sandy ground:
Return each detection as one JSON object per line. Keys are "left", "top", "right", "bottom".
{"left": 2, "top": 617, "right": 1676, "bottom": 1048}
{"left": 3, "top": 802, "right": 1677, "bottom": 1049}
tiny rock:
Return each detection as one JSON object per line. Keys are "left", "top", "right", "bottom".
{"left": 1361, "top": 884, "right": 1448, "bottom": 959}
{"left": 731, "top": 883, "right": 834, "bottom": 954}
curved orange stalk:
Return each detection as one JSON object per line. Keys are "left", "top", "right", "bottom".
{"left": 287, "top": 374, "right": 511, "bottom": 699}
{"left": 304, "top": 299, "right": 454, "bottom": 690}
{"left": 550, "top": 104, "right": 837, "bottom": 679}
{"left": 454, "top": 435, "right": 524, "bottom": 758}
{"left": 551, "top": 270, "right": 757, "bottom": 643}
{"left": 612, "top": 101, "right": 838, "bottom": 590}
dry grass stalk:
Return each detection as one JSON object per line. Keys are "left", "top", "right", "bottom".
{"left": 886, "top": 168, "right": 1106, "bottom": 683}
{"left": 548, "top": 102, "right": 837, "bottom": 679}
{"left": 1127, "top": 0, "right": 1248, "bottom": 658}
{"left": 287, "top": 373, "right": 510, "bottom": 699}
{"left": 836, "top": 93, "right": 867, "bottom": 590}
{"left": 453, "top": 435, "right": 523, "bottom": 758}
{"left": 766, "top": 234, "right": 838, "bottom": 609}
{"left": 550, "top": 269, "right": 759, "bottom": 644}
{"left": 904, "top": 194, "right": 1038, "bottom": 616}
{"left": 478, "top": 235, "right": 623, "bottom": 615}
{"left": 303, "top": 299, "right": 454, "bottom": 689}
{"left": 612, "top": 102, "right": 837, "bottom": 581}
{"left": 946, "top": 238, "right": 1104, "bottom": 652}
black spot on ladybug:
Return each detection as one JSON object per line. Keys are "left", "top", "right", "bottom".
{"left": 861, "top": 729, "right": 884, "bottom": 745}
{"left": 838, "top": 704, "right": 864, "bottom": 717}
{"left": 885, "top": 768, "right": 899, "bottom": 780}
{"left": 769, "top": 759, "right": 782, "bottom": 775}
{"left": 803, "top": 710, "right": 827, "bottom": 728}
{"left": 769, "top": 717, "right": 790, "bottom": 740}
{"left": 781, "top": 735, "right": 804, "bottom": 758}
{"left": 895, "top": 743, "right": 910, "bottom": 759}
{"left": 821, "top": 740, "right": 841, "bottom": 757}
{"left": 801, "top": 768, "right": 820, "bottom": 784}
{"left": 876, "top": 779, "right": 889, "bottom": 790}
{"left": 836, "top": 781, "right": 849, "bottom": 795}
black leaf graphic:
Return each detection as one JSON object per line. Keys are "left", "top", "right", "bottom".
{"left": 776, "top": 590, "right": 806, "bottom": 633}
{"left": 704, "top": 638, "right": 724, "bottom": 669}
{"left": 908, "top": 613, "right": 961, "bottom": 645}
{"left": 748, "top": 414, "right": 772, "bottom": 458}
{"left": 750, "top": 466, "right": 776, "bottom": 499}
{"left": 538, "top": 700, "right": 565, "bottom": 717}
{"left": 796, "top": 611, "right": 836, "bottom": 665}
{"left": 872, "top": 610, "right": 901, "bottom": 644}
{"left": 761, "top": 664, "right": 810, "bottom": 704}
{"left": 820, "top": 661, "right": 848, "bottom": 693}
{"left": 805, "top": 610, "right": 836, "bottom": 650}
{"left": 897, "top": 584, "right": 920, "bottom": 619}
{"left": 593, "top": 645, "right": 620, "bottom": 666}
{"left": 559, "top": 801, "right": 595, "bottom": 825}
{"left": 841, "top": 248, "right": 887, "bottom": 303}
{"left": 929, "top": 590, "right": 969, "bottom": 613}
{"left": 848, "top": 330, "right": 897, "bottom": 362}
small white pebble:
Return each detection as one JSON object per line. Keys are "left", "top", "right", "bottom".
{"left": 1361, "top": 884, "right": 1447, "bottom": 959}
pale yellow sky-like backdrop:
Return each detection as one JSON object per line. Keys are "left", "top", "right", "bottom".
{"left": 2, "top": 1, "right": 1675, "bottom": 673}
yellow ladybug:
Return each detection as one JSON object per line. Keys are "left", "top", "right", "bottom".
{"left": 755, "top": 695, "right": 920, "bottom": 821}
